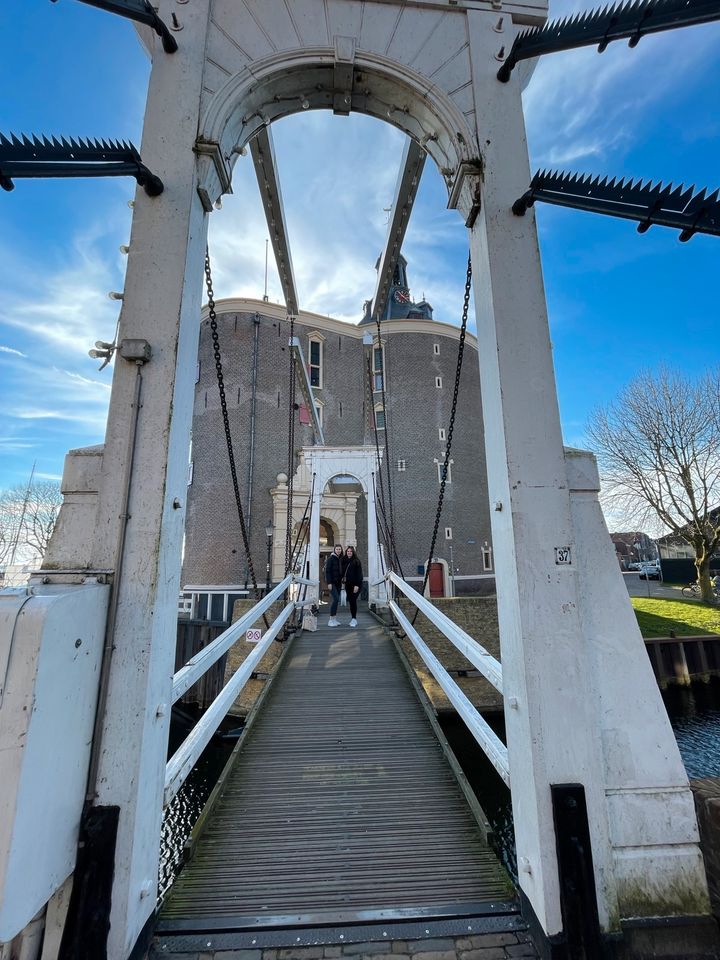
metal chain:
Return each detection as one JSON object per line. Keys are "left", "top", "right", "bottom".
{"left": 375, "top": 316, "right": 398, "bottom": 567}
{"left": 284, "top": 316, "right": 297, "bottom": 575}
{"left": 366, "top": 351, "right": 404, "bottom": 576}
{"left": 204, "top": 250, "right": 267, "bottom": 621}
{"left": 367, "top": 352, "right": 388, "bottom": 523}
{"left": 414, "top": 253, "right": 472, "bottom": 621}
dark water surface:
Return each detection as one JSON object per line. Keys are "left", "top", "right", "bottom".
{"left": 159, "top": 680, "right": 720, "bottom": 899}
{"left": 663, "top": 677, "right": 720, "bottom": 778}
{"left": 158, "top": 724, "right": 233, "bottom": 900}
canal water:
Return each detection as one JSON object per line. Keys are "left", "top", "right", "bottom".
{"left": 159, "top": 679, "right": 720, "bottom": 897}
{"left": 158, "top": 721, "right": 233, "bottom": 901}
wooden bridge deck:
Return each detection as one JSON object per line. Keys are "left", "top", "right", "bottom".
{"left": 159, "top": 608, "right": 513, "bottom": 932}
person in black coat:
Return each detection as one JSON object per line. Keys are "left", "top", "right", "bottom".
{"left": 341, "top": 545, "right": 363, "bottom": 627}
{"left": 324, "top": 544, "right": 344, "bottom": 627}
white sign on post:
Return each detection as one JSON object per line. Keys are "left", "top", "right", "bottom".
{"left": 245, "top": 628, "right": 262, "bottom": 643}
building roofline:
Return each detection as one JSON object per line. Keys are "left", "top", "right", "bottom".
{"left": 200, "top": 296, "right": 477, "bottom": 348}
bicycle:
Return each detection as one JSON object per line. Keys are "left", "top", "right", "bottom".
{"left": 681, "top": 580, "right": 720, "bottom": 599}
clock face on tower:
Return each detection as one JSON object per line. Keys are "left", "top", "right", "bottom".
{"left": 393, "top": 289, "right": 411, "bottom": 304}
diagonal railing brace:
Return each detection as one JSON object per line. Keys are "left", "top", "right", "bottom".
{"left": 513, "top": 169, "right": 720, "bottom": 242}
{"left": 498, "top": 0, "right": 720, "bottom": 82}
{"left": 50, "top": 0, "right": 178, "bottom": 53}
{"left": 0, "top": 133, "right": 164, "bottom": 196}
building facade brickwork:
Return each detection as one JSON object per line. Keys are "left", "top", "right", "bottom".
{"left": 183, "top": 276, "right": 495, "bottom": 607}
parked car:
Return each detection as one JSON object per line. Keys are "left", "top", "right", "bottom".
{"left": 639, "top": 561, "right": 661, "bottom": 580}
{"left": 626, "top": 561, "right": 641, "bottom": 571}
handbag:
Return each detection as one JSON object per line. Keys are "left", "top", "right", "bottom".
{"left": 340, "top": 585, "right": 347, "bottom": 607}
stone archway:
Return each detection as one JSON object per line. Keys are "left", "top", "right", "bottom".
{"left": 303, "top": 447, "right": 387, "bottom": 606}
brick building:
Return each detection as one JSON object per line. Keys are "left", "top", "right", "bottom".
{"left": 182, "top": 261, "right": 495, "bottom": 619}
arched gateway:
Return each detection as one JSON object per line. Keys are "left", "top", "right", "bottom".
{"left": 5, "top": 3, "right": 713, "bottom": 959}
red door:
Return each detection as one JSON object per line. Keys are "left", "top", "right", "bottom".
{"left": 428, "top": 562, "right": 445, "bottom": 598}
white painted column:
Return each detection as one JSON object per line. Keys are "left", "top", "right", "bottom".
{"left": 465, "top": 11, "right": 711, "bottom": 940}
{"left": 86, "top": 4, "right": 212, "bottom": 956}
{"left": 308, "top": 472, "right": 322, "bottom": 601}
{"left": 465, "top": 12, "right": 614, "bottom": 937}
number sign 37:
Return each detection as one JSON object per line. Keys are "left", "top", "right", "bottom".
{"left": 554, "top": 546, "right": 572, "bottom": 565}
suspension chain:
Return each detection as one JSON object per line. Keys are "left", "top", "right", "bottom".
{"left": 284, "top": 316, "right": 298, "bottom": 575}
{"left": 204, "top": 249, "right": 263, "bottom": 602}
{"left": 376, "top": 316, "right": 398, "bottom": 567}
{"left": 415, "top": 253, "right": 472, "bottom": 615}
{"left": 367, "top": 351, "right": 403, "bottom": 576}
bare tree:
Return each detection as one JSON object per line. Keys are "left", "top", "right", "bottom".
{"left": 587, "top": 367, "right": 720, "bottom": 602}
{"left": 0, "top": 480, "right": 63, "bottom": 573}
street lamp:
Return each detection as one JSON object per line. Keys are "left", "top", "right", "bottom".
{"left": 265, "top": 521, "right": 274, "bottom": 594}
{"left": 449, "top": 543, "right": 456, "bottom": 597}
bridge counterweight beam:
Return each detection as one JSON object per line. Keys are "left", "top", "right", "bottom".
{"left": 371, "top": 138, "right": 426, "bottom": 324}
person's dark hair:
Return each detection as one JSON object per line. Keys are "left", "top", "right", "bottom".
{"left": 333, "top": 544, "right": 343, "bottom": 553}
{"left": 345, "top": 545, "right": 356, "bottom": 557}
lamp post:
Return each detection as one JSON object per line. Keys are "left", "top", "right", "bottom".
{"left": 265, "top": 521, "right": 274, "bottom": 594}
{"left": 449, "top": 544, "right": 456, "bottom": 597}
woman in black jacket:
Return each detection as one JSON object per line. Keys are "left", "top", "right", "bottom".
{"left": 341, "top": 545, "right": 363, "bottom": 627}
{"left": 324, "top": 544, "right": 344, "bottom": 627}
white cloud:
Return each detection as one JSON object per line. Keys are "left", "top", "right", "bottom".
{"left": 0, "top": 345, "right": 26, "bottom": 357}
{"left": 524, "top": 20, "right": 720, "bottom": 170}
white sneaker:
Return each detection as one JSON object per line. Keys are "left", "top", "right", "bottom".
{"left": 349, "top": 618, "right": 358, "bottom": 627}
{"left": 328, "top": 618, "right": 339, "bottom": 627}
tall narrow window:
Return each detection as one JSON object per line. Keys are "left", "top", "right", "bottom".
{"left": 445, "top": 527, "right": 453, "bottom": 540}
{"left": 439, "top": 428, "right": 446, "bottom": 442}
{"left": 435, "top": 458, "right": 453, "bottom": 484}
{"left": 314, "top": 399, "right": 324, "bottom": 427}
{"left": 309, "top": 338, "right": 322, "bottom": 387}
{"left": 375, "top": 403, "right": 386, "bottom": 430}
{"left": 435, "top": 376, "right": 443, "bottom": 389}
{"left": 397, "top": 459, "right": 406, "bottom": 472}
{"left": 373, "top": 345, "right": 384, "bottom": 392}
{"left": 482, "top": 544, "right": 493, "bottom": 571}
{"left": 433, "top": 343, "right": 440, "bottom": 356}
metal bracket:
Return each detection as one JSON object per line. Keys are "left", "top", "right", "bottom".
{"left": 447, "top": 160, "right": 483, "bottom": 228}
{"left": 551, "top": 784, "right": 604, "bottom": 960}
{"left": 333, "top": 35, "right": 356, "bottom": 116}
{"left": 498, "top": 0, "right": 720, "bottom": 82}
{"left": 513, "top": 169, "right": 720, "bottom": 242}
{"left": 0, "top": 133, "right": 164, "bottom": 196}
{"left": 50, "top": 0, "right": 178, "bottom": 53}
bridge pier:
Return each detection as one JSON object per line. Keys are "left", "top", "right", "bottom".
{"left": 462, "top": 11, "right": 714, "bottom": 954}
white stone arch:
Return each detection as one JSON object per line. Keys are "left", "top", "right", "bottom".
{"left": 304, "top": 447, "right": 387, "bottom": 605}
{"left": 196, "top": 46, "right": 478, "bottom": 209}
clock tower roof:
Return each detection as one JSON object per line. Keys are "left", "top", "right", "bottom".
{"left": 360, "top": 255, "right": 434, "bottom": 325}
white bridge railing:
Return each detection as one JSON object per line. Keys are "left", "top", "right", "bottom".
{"left": 164, "top": 573, "right": 316, "bottom": 805}
{"left": 384, "top": 571, "right": 510, "bottom": 787}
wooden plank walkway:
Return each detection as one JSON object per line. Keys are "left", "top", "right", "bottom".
{"left": 159, "top": 607, "right": 513, "bottom": 932}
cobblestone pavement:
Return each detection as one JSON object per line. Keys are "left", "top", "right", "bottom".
{"left": 155, "top": 929, "right": 538, "bottom": 960}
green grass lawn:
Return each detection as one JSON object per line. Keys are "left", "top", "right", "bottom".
{"left": 631, "top": 597, "right": 720, "bottom": 638}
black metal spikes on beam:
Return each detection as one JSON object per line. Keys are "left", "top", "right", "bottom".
{"left": 0, "top": 133, "right": 164, "bottom": 196}
{"left": 513, "top": 169, "right": 720, "bottom": 242}
{"left": 50, "top": 0, "right": 178, "bottom": 53}
{"left": 497, "top": 0, "right": 720, "bottom": 82}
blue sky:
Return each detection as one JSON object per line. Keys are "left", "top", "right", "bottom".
{"left": 1, "top": 1, "right": 719, "bottom": 491}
